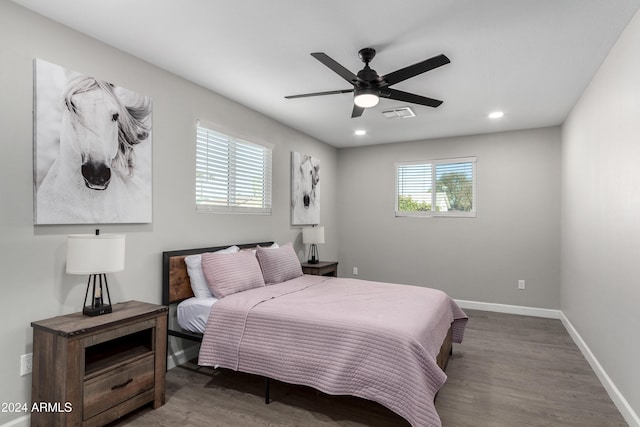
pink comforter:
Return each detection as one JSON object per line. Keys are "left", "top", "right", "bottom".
{"left": 198, "top": 275, "right": 467, "bottom": 427}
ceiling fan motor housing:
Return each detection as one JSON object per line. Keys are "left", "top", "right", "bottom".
{"left": 357, "top": 66, "right": 380, "bottom": 84}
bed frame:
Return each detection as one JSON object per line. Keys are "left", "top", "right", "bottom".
{"left": 162, "top": 241, "right": 454, "bottom": 401}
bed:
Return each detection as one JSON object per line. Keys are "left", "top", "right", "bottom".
{"left": 162, "top": 242, "right": 467, "bottom": 427}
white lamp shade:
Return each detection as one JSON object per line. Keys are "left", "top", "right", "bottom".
{"left": 66, "top": 234, "right": 126, "bottom": 274}
{"left": 302, "top": 226, "right": 325, "bottom": 245}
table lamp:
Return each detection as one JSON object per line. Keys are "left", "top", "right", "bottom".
{"left": 66, "top": 230, "right": 125, "bottom": 316}
{"left": 302, "top": 226, "right": 325, "bottom": 264}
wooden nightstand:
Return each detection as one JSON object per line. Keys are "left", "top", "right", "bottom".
{"left": 30, "top": 301, "right": 168, "bottom": 427}
{"left": 301, "top": 261, "right": 339, "bottom": 277}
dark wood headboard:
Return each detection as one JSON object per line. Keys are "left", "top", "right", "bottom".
{"left": 161, "top": 241, "right": 274, "bottom": 306}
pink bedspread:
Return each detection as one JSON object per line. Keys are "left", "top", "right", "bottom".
{"left": 198, "top": 275, "right": 467, "bottom": 427}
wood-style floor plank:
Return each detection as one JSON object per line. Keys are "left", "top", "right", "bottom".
{"left": 110, "top": 310, "right": 627, "bottom": 426}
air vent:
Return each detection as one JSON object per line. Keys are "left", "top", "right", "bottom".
{"left": 382, "top": 106, "right": 416, "bottom": 119}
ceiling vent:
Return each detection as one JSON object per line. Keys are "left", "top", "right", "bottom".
{"left": 382, "top": 106, "right": 416, "bottom": 119}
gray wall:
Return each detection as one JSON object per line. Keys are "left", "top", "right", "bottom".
{"left": 336, "top": 127, "right": 561, "bottom": 308}
{"left": 562, "top": 7, "right": 640, "bottom": 417}
{"left": 0, "top": 3, "right": 337, "bottom": 424}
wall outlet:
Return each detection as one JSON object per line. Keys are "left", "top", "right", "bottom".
{"left": 20, "top": 353, "right": 32, "bottom": 376}
{"left": 518, "top": 279, "right": 526, "bottom": 290}
{"left": 353, "top": 267, "right": 359, "bottom": 275}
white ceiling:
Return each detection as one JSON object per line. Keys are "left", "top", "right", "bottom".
{"left": 12, "top": 0, "right": 640, "bottom": 148}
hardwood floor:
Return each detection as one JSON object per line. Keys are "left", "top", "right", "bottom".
{"left": 110, "top": 310, "right": 627, "bottom": 426}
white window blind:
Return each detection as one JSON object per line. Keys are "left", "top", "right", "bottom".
{"left": 196, "top": 122, "right": 272, "bottom": 214}
{"left": 396, "top": 157, "right": 476, "bottom": 217}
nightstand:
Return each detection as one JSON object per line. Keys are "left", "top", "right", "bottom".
{"left": 301, "top": 261, "right": 339, "bottom": 277}
{"left": 30, "top": 301, "right": 168, "bottom": 427}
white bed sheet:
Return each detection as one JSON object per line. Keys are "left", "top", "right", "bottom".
{"left": 177, "top": 297, "right": 217, "bottom": 333}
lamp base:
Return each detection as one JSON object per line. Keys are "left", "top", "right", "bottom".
{"left": 307, "top": 244, "right": 320, "bottom": 264}
{"left": 83, "top": 305, "right": 112, "bottom": 316}
{"left": 82, "top": 273, "right": 113, "bottom": 316}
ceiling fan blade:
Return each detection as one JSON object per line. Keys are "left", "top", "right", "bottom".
{"left": 311, "top": 53, "right": 359, "bottom": 85}
{"left": 382, "top": 88, "right": 443, "bottom": 108}
{"left": 285, "top": 89, "right": 353, "bottom": 99}
{"left": 381, "top": 54, "right": 450, "bottom": 87}
{"left": 351, "top": 104, "right": 365, "bottom": 118}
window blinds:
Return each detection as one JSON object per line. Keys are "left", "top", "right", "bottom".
{"left": 195, "top": 123, "right": 272, "bottom": 214}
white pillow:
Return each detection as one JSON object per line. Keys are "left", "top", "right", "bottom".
{"left": 184, "top": 245, "right": 239, "bottom": 298}
{"left": 248, "top": 242, "right": 279, "bottom": 254}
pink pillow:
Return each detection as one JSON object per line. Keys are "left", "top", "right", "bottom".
{"left": 201, "top": 250, "right": 265, "bottom": 298}
{"left": 256, "top": 242, "right": 303, "bottom": 285}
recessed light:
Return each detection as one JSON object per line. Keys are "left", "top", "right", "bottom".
{"left": 354, "top": 129, "right": 366, "bottom": 136}
{"left": 488, "top": 111, "right": 504, "bottom": 119}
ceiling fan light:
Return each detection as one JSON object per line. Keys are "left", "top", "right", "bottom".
{"left": 354, "top": 88, "right": 379, "bottom": 108}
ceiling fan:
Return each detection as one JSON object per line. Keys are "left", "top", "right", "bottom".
{"left": 285, "top": 48, "right": 450, "bottom": 118}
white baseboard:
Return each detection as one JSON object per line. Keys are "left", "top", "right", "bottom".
{"left": 0, "top": 414, "right": 29, "bottom": 427}
{"left": 166, "top": 342, "right": 200, "bottom": 371}
{"left": 560, "top": 313, "right": 640, "bottom": 427}
{"left": 455, "top": 298, "right": 639, "bottom": 427}
{"left": 454, "top": 299, "right": 562, "bottom": 319}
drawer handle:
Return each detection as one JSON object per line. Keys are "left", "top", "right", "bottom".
{"left": 111, "top": 378, "right": 133, "bottom": 390}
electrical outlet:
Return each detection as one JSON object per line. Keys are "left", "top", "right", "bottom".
{"left": 20, "top": 353, "right": 32, "bottom": 376}
{"left": 518, "top": 280, "right": 525, "bottom": 290}
{"left": 353, "top": 267, "right": 359, "bottom": 275}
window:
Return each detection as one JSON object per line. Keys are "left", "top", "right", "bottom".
{"left": 395, "top": 157, "right": 476, "bottom": 217}
{"left": 195, "top": 121, "right": 273, "bottom": 214}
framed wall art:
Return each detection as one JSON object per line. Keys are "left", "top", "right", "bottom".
{"left": 291, "top": 151, "right": 320, "bottom": 225}
{"left": 33, "top": 59, "right": 152, "bottom": 224}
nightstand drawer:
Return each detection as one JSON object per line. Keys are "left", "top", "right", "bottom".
{"left": 83, "top": 354, "right": 154, "bottom": 420}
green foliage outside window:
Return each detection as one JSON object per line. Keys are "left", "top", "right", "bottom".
{"left": 398, "top": 195, "right": 431, "bottom": 211}
{"left": 436, "top": 172, "right": 473, "bottom": 212}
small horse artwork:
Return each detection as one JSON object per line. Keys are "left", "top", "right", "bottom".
{"left": 34, "top": 59, "right": 152, "bottom": 224}
{"left": 291, "top": 151, "right": 320, "bottom": 225}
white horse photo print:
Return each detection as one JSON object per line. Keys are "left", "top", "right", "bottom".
{"left": 291, "top": 151, "right": 320, "bottom": 225}
{"left": 34, "top": 59, "right": 152, "bottom": 224}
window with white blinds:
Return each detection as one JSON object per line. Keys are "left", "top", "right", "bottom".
{"left": 395, "top": 157, "right": 476, "bottom": 217}
{"left": 195, "top": 122, "right": 273, "bottom": 214}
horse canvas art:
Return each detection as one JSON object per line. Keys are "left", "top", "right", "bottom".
{"left": 291, "top": 151, "right": 320, "bottom": 225}
{"left": 34, "top": 59, "right": 152, "bottom": 224}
